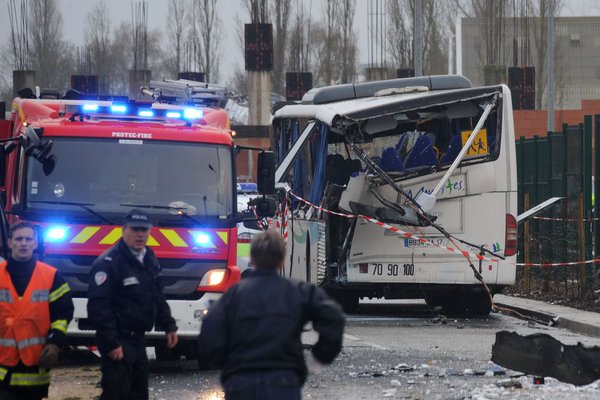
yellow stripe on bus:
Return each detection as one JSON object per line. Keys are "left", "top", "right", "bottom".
{"left": 160, "top": 229, "right": 188, "bottom": 247}
{"left": 70, "top": 227, "right": 100, "bottom": 244}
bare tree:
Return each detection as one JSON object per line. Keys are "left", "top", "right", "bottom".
{"left": 531, "top": 0, "right": 565, "bottom": 109}
{"left": 28, "top": 0, "right": 72, "bottom": 88}
{"left": 191, "top": 0, "right": 222, "bottom": 83}
{"left": 165, "top": 0, "right": 189, "bottom": 77}
{"left": 270, "top": 0, "right": 292, "bottom": 94}
{"left": 338, "top": 0, "right": 357, "bottom": 83}
{"left": 386, "top": 0, "right": 448, "bottom": 75}
{"left": 288, "top": 1, "right": 315, "bottom": 72}
{"left": 85, "top": 0, "right": 112, "bottom": 93}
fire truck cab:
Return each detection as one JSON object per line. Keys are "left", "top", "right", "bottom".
{"left": 0, "top": 92, "right": 275, "bottom": 360}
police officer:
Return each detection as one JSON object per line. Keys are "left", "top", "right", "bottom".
{"left": 199, "top": 231, "right": 345, "bottom": 400}
{"left": 0, "top": 221, "right": 74, "bottom": 400}
{"left": 88, "top": 209, "right": 178, "bottom": 400}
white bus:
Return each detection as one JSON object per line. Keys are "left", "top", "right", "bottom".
{"left": 271, "top": 75, "right": 517, "bottom": 315}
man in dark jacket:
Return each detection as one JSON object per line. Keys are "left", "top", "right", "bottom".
{"left": 88, "top": 209, "right": 178, "bottom": 400}
{"left": 199, "top": 230, "right": 345, "bottom": 400}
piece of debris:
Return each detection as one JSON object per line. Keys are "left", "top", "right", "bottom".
{"left": 492, "top": 331, "right": 600, "bottom": 385}
{"left": 495, "top": 379, "right": 522, "bottom": 389}
{"left": 390, "top": 379, "right": 402, "bottom": 387}
{"left": 431, "top": 315, "right": 448, "bottom": 324}
{"left": 382, "top": 388, "right": 397, "bottom": 397}
{"left": 392, "top": 363, "right": 414, "bottom": 372}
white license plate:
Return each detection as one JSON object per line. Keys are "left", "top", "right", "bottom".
{"left": 369, "top": 262, "right": 415, "bottom": 278}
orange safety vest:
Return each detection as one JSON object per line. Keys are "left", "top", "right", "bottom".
{"left": 0, "top": 261, "right": 56, "bottom": 367}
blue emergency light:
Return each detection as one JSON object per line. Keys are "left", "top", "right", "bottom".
{"left": 111, "top": 104, "right": 127, "bottom": 113}
{"left": 166, "top": 111, "right": 182, "bottom": 119}
{"left": 83, "top": 104, "right": 99, "bottom": 112}
{"left": 45, "top": 226, "right": 67, "bottom": 242}
{"left": 194, "top": 232, "right": 212, "bottom": 247}
{"left": 184, "top": 108, "right": 203, "bottom": 120}
{"left": 138, "top": 110, "right": 154, "bottom": 117}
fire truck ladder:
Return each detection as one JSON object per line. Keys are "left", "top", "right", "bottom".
{"left": 141, "top": 79, "right": 228, "bottom": 106}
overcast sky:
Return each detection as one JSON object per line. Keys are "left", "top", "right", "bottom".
{"left": 0, "top": 0, "right": 598, "bottom": 87}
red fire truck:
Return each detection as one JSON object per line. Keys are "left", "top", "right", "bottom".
{"left": 0, "top": 90, "right": 275, "bottom": 360}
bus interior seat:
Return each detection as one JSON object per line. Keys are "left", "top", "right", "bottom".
{"left": 440, "top": 134, "right": 461, "bottom": 165}
{"left": 380, "top": 147, "right": 404, "bottom": 172}
{"left": 404, "top": 135, "right": 438, "bottom": 169}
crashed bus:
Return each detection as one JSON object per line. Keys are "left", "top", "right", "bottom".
{"left": 270, "top": 75, "right": 517, "bottom": 315}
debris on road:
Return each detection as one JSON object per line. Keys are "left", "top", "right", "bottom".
{"left": 492, "top": 331, "right": 600, "bottom": 385}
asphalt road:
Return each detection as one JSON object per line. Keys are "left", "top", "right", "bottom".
{"left": 49, "top": 301, "right": 600, "bottom": 400}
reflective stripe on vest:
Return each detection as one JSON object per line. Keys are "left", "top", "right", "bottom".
{"left": 0, "top": 289, "right": 12, "bottom": 303}
{"left": 30, "top": 289, "right": 49, "bottom": 302}
{"left": 9, "top": 371, "right": 51, "bottom": 386}
{"left": 0, "top": 338, "right": 17, "bottom": 347}
{"left": 0, "top": 261, "right": 56, "bottom": 367}
{"left": 0, "top": 367, "right": 7, "bottom": 381}
{"left": 17, "top": 336, "right": 46, "bottom": 349}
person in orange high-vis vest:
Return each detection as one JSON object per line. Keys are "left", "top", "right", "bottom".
{"left": 0, "top": 222, "right": 74, "bottom": 400}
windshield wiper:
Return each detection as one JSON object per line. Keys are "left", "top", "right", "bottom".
{"left": 120, "top": 203, "right": 206, "bottom": 227}
{"left": 28, "top": 200, "right": 115, "bottom": 225}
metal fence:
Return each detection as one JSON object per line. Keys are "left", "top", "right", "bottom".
{"left": 516, "top": 115, "right": 597, "bottom": 301}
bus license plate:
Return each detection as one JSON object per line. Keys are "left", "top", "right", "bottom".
{"left": 370, "top": 263, "right": 415, "bottom": 277}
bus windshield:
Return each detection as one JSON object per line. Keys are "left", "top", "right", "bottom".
{"left": 24, "top": 137, "right": 234, "bottom": 222}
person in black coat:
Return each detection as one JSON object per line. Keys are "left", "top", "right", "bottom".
{"left": 87, "top": 209, "right": 178, "bottom": 400}
{"left": 199, "top": 230, "right": 345, "bottom": 400}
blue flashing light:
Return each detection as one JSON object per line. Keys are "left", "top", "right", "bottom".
{"left": 183, "top": 108, "right": 203, "bottom": 120}
{"left": 166, "top": 111, "right": 182, "bottom": 119}
{"left": 194, "top": 232, "right": 212, "bottom": 247}
{"left": 82, "top": 104, "right": 99, "bottom": 112}
{"left": 138, "top": 110, "right": 154, "bottom": 117}
{"left": 111, "top": 104, "right": 127, "bottom": 113}
{"left": 46, "top": 227, "right": 67, "bottom": 242}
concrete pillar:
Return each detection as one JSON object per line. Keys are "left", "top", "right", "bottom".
{"left": 248, "top": 71, "right": 271, "bottom": 126}
{"left": 129, "top": 70, "right": 152, "bottom": 100}
{"left": 12, "top": 70, "right": 35, "bottom": 98}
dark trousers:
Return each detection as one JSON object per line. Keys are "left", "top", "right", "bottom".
{"left": 0, "top": 386, "right": 47, "bottom": 400}
{"left": 99, "top": 336, "right": 149, "bottom": 400}
{"left": 0, "top": 364, "right": 48, "bottom": 400}
{"left": 223, "top": 370, "right": 301, "bottom": 400}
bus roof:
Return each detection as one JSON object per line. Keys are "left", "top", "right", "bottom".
{"left": 273, "top": 84, "right": 507, "bottom": 128}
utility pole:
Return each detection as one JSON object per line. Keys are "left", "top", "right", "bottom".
{"left": 414, "top": 0, "right": 423, "bottom": 76}
{"left": 547, "top": 0, "right": 554, "bottom": 132}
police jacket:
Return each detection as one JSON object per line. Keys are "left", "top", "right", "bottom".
{"left": 87, "top": 240, "right": 177, "bottom": 353}
{"left": 199, "top": 268, "right": 345, "bottom": 384}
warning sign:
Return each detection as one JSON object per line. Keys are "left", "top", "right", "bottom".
{"left": 461, "top": 129, "right": 489, "bottom": 157}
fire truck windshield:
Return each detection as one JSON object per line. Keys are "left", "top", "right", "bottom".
{"left": 24, "top": 137, "right": 234, "bottom": 223}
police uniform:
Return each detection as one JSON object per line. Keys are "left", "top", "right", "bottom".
{"left": 87, "top": 234, "right": 177, "bottom": 400}
{"left": 0, "top": 257, "right": 74, "bottom": 400}
{"left": 199, "top": 268, "right": 345, "bottom": 400}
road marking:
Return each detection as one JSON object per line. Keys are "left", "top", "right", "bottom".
{"left": 344, "top": 333, "right": 388, "bottom": 350}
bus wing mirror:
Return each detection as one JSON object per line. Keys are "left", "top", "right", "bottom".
{"left": 257, "top": 151, "right": 276, "bottom": 195}
{"left": 251, "top": 197, "right": 276, "bottom": 218}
